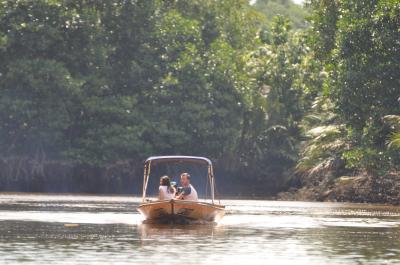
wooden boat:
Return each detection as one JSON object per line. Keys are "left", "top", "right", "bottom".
{"left": 137, "top": 156, "right": 225, "bottom": 224}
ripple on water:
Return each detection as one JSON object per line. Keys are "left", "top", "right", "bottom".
{"left": 0, "top": 193, "right": 400, "bottom": 265}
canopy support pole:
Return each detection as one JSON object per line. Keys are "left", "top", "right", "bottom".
{"left": 142, "top": 161, "right": 151, "bottom": 202}
{"left": 209, "top": 165, "right": 215, "bottom": 204}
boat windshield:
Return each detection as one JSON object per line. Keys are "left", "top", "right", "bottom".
{"left": 144, "top": 160, "right": 211, "bottom": 201}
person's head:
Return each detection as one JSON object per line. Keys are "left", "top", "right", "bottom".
{"left": 160, "top": 176, "right": 171, "bottom": 186}
{"left": 180, "top": 173, "right": 191, "bottom": 187}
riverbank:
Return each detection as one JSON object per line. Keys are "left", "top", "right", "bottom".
{"left": 2, "top": 157, "right": 399, "bottom": 205}
{"left": 278, "top": 171, "right": 400, "bottom": 205}
{"left": 0, "top": 157, "right": 142, "bottom": 194}
{"left": 0, "top": 157, "right": 282, "bottom": 197}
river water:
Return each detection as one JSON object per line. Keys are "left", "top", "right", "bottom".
{"left": 0, "top": 193, "right": 399, "bottom": 265}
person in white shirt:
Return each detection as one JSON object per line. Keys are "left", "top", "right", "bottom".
{"left": 175, "top": 173, "right": 198, "bottom": 201}
{"left": 159, "top": 176, "right": 176, "bottom": 200}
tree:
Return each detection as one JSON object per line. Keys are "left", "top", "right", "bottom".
{"left": 254, "top": 0, "right": 308, "bottom": 29}
{"left": 307, "top": 0, "right": 400, "bottom": 174}
{"left": 0, "top": 0, "right": 262, "bottom": 166}
{"left": 242, "top": 15, "right": 323, "bottom": 181}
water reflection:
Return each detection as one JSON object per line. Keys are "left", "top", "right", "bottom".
{"left": 138, "top": 223, "right": 224, "bottom": 241}
{"left": 0, "top": 193, "right": 400, "bottom": 265}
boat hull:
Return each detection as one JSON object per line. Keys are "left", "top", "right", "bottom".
{"left": 138, "top": 200, "right": 225, "bottom": 224}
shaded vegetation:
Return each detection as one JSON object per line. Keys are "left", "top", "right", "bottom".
{"left": 298, "top": 0, "right": 400, "bottom": 177}
{"left": 0, "top": 0, "right": 398, "bottom": 199}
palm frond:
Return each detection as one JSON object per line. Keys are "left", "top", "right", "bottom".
{"left": 383, "top": 115, "right": 400, "bottom": 130}
{"left": 388, "top": 132, "right": 400, "bottom": 149}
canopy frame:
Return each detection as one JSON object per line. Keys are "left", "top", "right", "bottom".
{"left": 141, "top": 156, "right": 216, "bottom": 204}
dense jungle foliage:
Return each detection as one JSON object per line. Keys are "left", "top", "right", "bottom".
{"left": 0, "top": 0, "right": 398, "bottom": 194}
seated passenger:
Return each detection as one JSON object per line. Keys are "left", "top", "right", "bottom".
{"left": 175, "top": 173, "right": 198, "bottom": 201}
{"left": 159, "top": 176, "right": 176, "bottom": 200}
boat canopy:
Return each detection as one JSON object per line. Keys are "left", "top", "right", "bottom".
{"left": 144, "top": 156, "right": 212, "bottom": 166}
{"left": 142, "top": 155, "right": 216, "bottom": 203}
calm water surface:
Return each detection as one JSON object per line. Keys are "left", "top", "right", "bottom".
{"left": 0, "top": 193, "right": 399, "bottom": 264}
